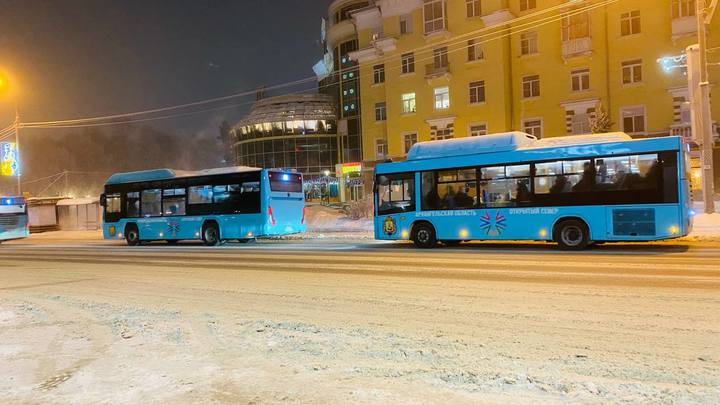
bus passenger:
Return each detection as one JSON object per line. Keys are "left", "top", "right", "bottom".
{"left": 424, "top": 187, "right": 442, "bottom": 210}
{"left": 444, "top": 186, "right": 457, "bottom": 209}
{"left": 572, "top": 162, "right": 597, "bottom": 192}
{"left": 550, "top": 176, "right": 570, "bottom": 193}
{"left": 454, "top": 187, "right": 474, "bottom": 208}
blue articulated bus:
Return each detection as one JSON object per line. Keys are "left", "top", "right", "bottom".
{"left": 374, "top": 132, "right": 692, "bottom": 250}
{"left": 101, "top": 167, "right": 306, "bottom": 246}
{"left": 0, "top": 196, "right": 29, "bottom": 243}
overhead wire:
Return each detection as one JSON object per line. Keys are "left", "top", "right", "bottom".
{"left": 19, "top": 0, "right": 615, "bottom": 130}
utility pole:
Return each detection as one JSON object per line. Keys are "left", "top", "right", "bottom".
{"left": 695, "top": 0, "right": 716, "bottom": 214}
{"left": 14, "top": 103, "right": 21, "bottom": 196}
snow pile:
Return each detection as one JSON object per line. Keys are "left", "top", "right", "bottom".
{"left": 687, "top": 213, "right": 720, "bottom": 241}
{"left": 304, "top": 205, "right": 373, "bottom": 233}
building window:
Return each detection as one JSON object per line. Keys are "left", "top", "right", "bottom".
{"left": 401, "top": 52, "right": 415, "bottom": 74}
{"left": 520, "top": 32, "right": 538, "bottom": 55}
{"left": 672, "top": 0, "right": 696, "bottom": 19}
{"left": 621, "top": 106, "right": 646, "bottom": 134}
{"left": 373, "top": 64, "right": 385, "bottom": 84}
{"left": 375, "top": 138, "right": 388, "bottom": 159}
{"left": 520, "top": 0, "right": 536, "bottom": 11}
{"left": 571, "top": 68, "right": 590, "bottom": 92}
{"left": 466, "top": 0, "right": 481, "bottom": 17}
{"left": 403, "top": 133, "right": 418, "bottom": 154}
{"left": 467, "top": 39, "right": 483, "bottom": 61}
{"left": 433, "top": 47, "right": 449, "bottom": 68}
{"left": 622, "top": 59, "right": 642, "bottom": 84}
{"left": 522, "top": 75, "right": 540, "bottom": 98}
{"left": 620, "top": 10, "right": 641, "bottom": 36}
{"left": 402, "top": 92, "right": 417, "bottom": 113}
{"left": 469, "top": 123, "right": 487, "bottom": 136}
{"left": 374, "top": 102, "right": 387, "bottom": 121}
{"left": 523, "top": 119, "right": 543, "bottom": 138}
{"left": 423, "top": 0, "right": 446, "bottom": 34}
{"left": 431, "top": 125, "right": 454, "bottom": 141}
{"left": 562, "top": 11, "right": 590, "bottom": 41}
{"left": 570, "top": 113, "right": 592, "bottom": 135}
{"left": 400, "top": 13, "right": 413, "bottom": 34}
{"left": 434, "top": 86, "right": 450, "bottom": 110}
{"left": 469, "top": 81, "right": 486, "bottom": 104}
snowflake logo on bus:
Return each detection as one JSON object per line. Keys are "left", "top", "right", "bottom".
{"left": 480, "top": 211, "right": 506, "bottom": 236}
{"left": 167, "top": 221, "right": 181, "bottom": 236}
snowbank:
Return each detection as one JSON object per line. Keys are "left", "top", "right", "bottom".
{"left": 304, "top": 205, "right": 373, "bottom": 233}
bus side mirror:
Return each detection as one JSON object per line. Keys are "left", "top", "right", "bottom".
{"left": 99, "top": 194, "right": 106, "bottom": 207}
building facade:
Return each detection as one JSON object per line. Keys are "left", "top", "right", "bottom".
{"left": 231, "top": 94, "right": 339, "bottom": 181}
{"left": 347, "top": 0, "right": 720, "bottom": 173}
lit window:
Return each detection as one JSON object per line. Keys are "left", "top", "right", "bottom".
{"left": 434, "top": 86, "right": 450, "bottom": 110}
{"left": 375, "top": 138, "right": 388, "bottom": 159}
{"left": 520, "top": 32, "right": 538, "bottom": 56}
{"left": 621, "top": 106, "right": 646, "bottom": 134}
{"left": 466, "top": 0, "right": 481, "bottom": 18}
{"left": 467, "top": 39, "right": 483, "bottom": 61}
{"left": 373, "top": 64, "right": 385, "bottom": 84}
{"left": 469, "top": 81, "right": 485, "bottom": 104}
{"left": 520, "top": 0, "right": 536, "bottom": 12}
{"left": 423, "top": 0, "right": 446, "bottom": 34}
{"left": 403, "top": 133, "right": 418, "bottom": 154}
{"left": 401, "top": 53, "right": 415, "bottom": 74}
{"left": 523, "top": 119, "right": 542, "bottom": 138}
{"left": 622, "top": 59, "right": 642, "bottom": 84}
{"left": 620, "top": 10, "right": 641, "bottom": 36}
{"left": 571, "top": 68, "right": 590, "bottom": 92}
{"left": 570, "top": 113, "right": 592, "bottom": 135}
{"left": 469, "top": 123, "right": 487, "bottom": 136}
{"left": 402, "top": 93, "right": 417, "bottom": 113}
{"left": 522, "top": 75, "right": 540, "bottom": 98}
{"left": 374, "top": 102, "right": 387, "bottom": 121}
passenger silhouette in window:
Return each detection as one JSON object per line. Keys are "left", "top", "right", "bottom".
{"left": 550, "top": 175, "right": 570, "bottom": 193}
{"left": 572, "top": 161, "right": 597, "bottom": 192}
{"left": 454, "top": 186, "right": 474, "bottom": 208}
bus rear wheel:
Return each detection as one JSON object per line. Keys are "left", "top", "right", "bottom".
{"left": 125, "top": 224, "right": 140, "bottom": 246}
{"left": 554, "top": 219, "right": 589, "bottom": 250}
{"left": 202, "top": 223, "right": 221, "bottom": 246}
{"left": 412, "top": 223, "right": 437, "bottom": 249}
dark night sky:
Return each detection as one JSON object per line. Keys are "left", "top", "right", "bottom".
{"left": 0, "top": 0, "right": 333, "bottom": 133}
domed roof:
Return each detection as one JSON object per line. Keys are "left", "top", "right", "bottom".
{"left": 237, "top": 94, "right": 336, "bottom": 126}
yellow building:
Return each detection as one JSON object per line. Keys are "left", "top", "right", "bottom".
{"left": 342, "top": 0, "right": 720, "bottom": 171}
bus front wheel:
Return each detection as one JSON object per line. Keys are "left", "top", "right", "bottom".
{"left": 202, "top": 223, "right": 221, "bottom": 246}
{"left": 125, "top": 224, "right": 140, "bottom": 246}
{"left": 554, "top": 219, "right": 589, "bottom": 251}
{"left": 412, "top": 223, "right": 437, "bottom": 249}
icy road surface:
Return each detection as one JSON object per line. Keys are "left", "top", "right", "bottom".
{"left": 1, "top": 238, "right": 719, "bottom": 404}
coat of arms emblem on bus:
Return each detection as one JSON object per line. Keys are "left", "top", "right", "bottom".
{"left": 383, "top": 217, "right": 397, "bottom": 236}
{"left": 480, "top": 211, "right": 506, "bottom": 236}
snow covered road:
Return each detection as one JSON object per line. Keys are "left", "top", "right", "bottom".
{"left": 1, "top": 240, "right": 719, "bottom": 403}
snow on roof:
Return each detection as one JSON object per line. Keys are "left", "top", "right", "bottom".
{"left": 523, "top": 132, "right": 632, "bottom": 149}
{"left": 236, "top": 93, "right": 336, "bottom": 127}
{"left": 105, "top": 166, "right": 261, "bottom": 185}
{"left": 57, "top": 198, "right": 98, "bottom": 206}
{"left": 406, "top": 132, "right": 537, "bottom": 161}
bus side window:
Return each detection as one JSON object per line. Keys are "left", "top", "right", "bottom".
{"left": 126, "top": 192, "right": 140, "bottom": 218}
{"left": 141, "top": 189, "right": 162, "bottom": 217}
{"left": 106, "top": 194, "right": 121, "bottom": 214}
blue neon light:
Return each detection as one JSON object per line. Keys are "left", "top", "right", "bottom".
{"left": 282, "top": 174, "right": 290, "bottom": 181}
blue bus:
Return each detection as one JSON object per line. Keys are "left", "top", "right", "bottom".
{"left": 0, "top": 196, "right": 29, "bottom": 243}
{"left": 101, "top": 167, "right": 306, "bottom": 246}
{"left": 374, "top": 132, "right": 692, "bottom": 250}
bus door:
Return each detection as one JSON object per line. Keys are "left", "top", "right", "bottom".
{"left": 375, "top": 173, "right": 416, "bottom": 239}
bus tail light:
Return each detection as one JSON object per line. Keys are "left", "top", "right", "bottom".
{"left": 301, "top": 207, "right": 307, "bottom": 225}
{"left": 268, "top": 206, "right": 276, "bottom": 226}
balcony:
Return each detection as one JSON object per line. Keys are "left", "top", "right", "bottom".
{"left": 670, "top": 123, "right": 720, "bottom": 144}
{"left": 562, "top": 37, "right": 592, "bottom": 59}
{"left": 671, "top": 16, "right": 697, "bottom": 38}
{"left": 425, "top": 63, "right": 450, "bottom": 80}
{"left": 348, "top": 34, "right": 397, "bottom": 64}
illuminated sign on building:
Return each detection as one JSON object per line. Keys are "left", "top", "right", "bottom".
{"left": 1, "top": 142, "right": 20, "bottom": 177}
{"left": 336, "top": 162, "right": 362, "bottom": 177}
